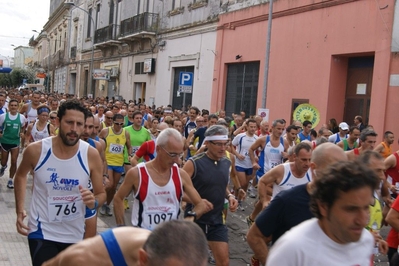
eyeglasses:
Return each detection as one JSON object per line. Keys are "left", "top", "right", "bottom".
{"left": 114, "top": 122, "right": 124, "bottom": 126}
{"left": 197, "top": 120, "right": 205, "bottom": 122}
{"left": 160, "top": 145, "right": 183, "bottom": 158}
{"left": 209, "top": 141, "right": 230, "bottom": 147}
{"left": 106, "top": 117, "right": 113, "bottom": 119}
{"left": 50, "top": 116, "right": 57, "bottom": 119}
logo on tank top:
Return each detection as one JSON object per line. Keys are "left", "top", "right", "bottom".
{"left": 155, "top": 191, "right": 170, "bottom": 195}
{"left": 46, "top": 172, "right": 79, "bottom": 191}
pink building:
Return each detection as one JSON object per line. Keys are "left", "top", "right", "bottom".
{"left": 212, "top": 0, "right": 399, "bottom": 142}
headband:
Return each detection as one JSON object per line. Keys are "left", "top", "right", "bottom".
{"left": 204, "top": 135, "right": 228, "bottom": 142}
{"left": 38, "top": 107, "right": 50, "bottom": 115}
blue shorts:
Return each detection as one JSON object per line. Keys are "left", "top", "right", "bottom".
{"left": 197, "top": 223, "right": 228, "bottom": 243}
{"left": 235, "top": 166, "right": 253, "bottom": 176}
{"left": 108, "top": 165, "right": 124, "bottom": 173}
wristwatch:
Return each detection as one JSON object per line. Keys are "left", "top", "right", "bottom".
{"left": 185, "top": 211, "right": 197, "bottom": 221}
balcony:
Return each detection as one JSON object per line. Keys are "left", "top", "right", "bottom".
{"left": 119, "top": 12, "right": 158, "bottom": 41}
{"left": 70, "top": 46, "right": 77, "bottom": 59}
{"left": 94, "top": 24, "right": 121, "bottom": 47}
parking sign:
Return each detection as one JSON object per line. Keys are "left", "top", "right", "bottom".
{"left": 178, "top": 72, "right": 193, "bottom": 93}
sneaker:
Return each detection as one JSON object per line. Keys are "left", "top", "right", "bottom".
{"left": 248, "top": 191, "right": 256, "bottom": 198}
{"left": 100, "top": 204, "right": 107, "bottom": 216}
{"left": 7, "top": 179, "right": 14, "bottom": 189}
{"left": 238, "top": 201, "right": 245, "bottom": 211}
{"left": 106, "top": 205, "right": 113, "bottom": 216}
{"left": 246, "top": 215, "right": 254, "bottom": 228}
{"left": 123, "top": 198, "right": 130, "bottom": 210}
{"left": 251, "top": 255, "right": 260, "bottom": 266}
{"left": 208, "top": 249, "right": 216, "bottom": 265}
{"left": 0, "top": 165, "right": 7, "bottom": 177}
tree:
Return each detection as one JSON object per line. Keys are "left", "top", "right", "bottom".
{"left": 0, "top": 73, "right": 12, "bottom": 88}
{"left": 9, "top": 68, "right": 36, "bottom": 87}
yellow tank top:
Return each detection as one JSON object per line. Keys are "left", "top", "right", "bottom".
{"left": 105, "top": 127, "right": 127, "bottom": 166}
{"left": 381, "top": 142, "right": 392, "bottom": 159}
{"left": 367, "top": 195, "right": 382, "bottom": 231}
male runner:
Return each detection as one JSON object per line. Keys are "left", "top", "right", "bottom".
{"left": 374, "top": 131, "right": 394, "bottom": 158}
{"left": 346, "top": 129, "right": 377, "bottom": 160}
{"left": 328, "top": 122, "right": 349, "bottom": 144}
{"left": 337, "top": 126, "right": 360, "bottom": 151}
{"left": 14, "top": 100, "right": 106, "bottom": 266}
{"left": 297, "top": 120, "right": 312, "bottom": 142}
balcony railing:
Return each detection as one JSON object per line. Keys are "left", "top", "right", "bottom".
{"left": 70, "top": 46, "right": 77, "bottom": 59}
{"left": 120, "top": 12, "right": 158, "bottom": 37}
{"left": 94, "top": 24, "right": 119, "bottom": 44}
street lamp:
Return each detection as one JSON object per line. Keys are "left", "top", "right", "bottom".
{"left": 33, "top": 30, "right": 51, "bottom": 92}
{"left": 64, "top": 1, "right": 95, "bottom": 97}
{"left": 11, "top": 44, "right": 26, "bottom": 69}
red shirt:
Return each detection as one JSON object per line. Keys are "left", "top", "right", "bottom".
{"left": 135, "top": 140, "right": 156, "bottom": 162}
{"left": 387, "top": 196, "right": 399, "bottom": 248}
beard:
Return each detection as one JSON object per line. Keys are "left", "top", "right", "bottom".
{"left": 59, "top": 126, "right": 80, "bottom": 146}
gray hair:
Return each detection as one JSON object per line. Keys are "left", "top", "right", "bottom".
{"left": 157, "top": 128, "right": 182, "bottom": 146}
{"left": 204, "top": 125, "right": 228, "bottom": 137}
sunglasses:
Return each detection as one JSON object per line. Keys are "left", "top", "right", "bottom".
{"left": 106, "top": 117, "right": 113, "bottom": 119}
{"left": 114, "top": 122, "right": 124, "bottom": 126}
{"left": 50, "top": 117, "right": 57, "bottom": 119}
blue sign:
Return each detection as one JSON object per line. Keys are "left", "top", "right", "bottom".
{"left": 178, "top": 72, "right": 193, "bottom": 93}
{"left": 0, "top": 67, "right": 12, "bottom": 74}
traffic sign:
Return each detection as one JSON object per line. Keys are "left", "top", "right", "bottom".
{"left": 178, "top": 72, "right": 193, "bottom": 93}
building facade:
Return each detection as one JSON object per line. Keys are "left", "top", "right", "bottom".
{"left": 211, "top": 0, "right": 399, "bottom": 139}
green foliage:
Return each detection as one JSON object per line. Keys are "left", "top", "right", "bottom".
{"left": 0, "top": 68, "right": 36, "bottom": 88}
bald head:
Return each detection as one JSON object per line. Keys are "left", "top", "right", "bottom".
{"left": 311, "top": 142, "right": 347, "bottom": 172}
{"left": 157, "top": 122, "right": 169, "bottom": 131}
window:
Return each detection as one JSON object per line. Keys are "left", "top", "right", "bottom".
{"left": 109, "top": 0, "right": 114, "bottom": 25}
{"left": 135, "top": 62, "right": 144, "bottom": 74}
{"left": 87, "top": 8, "right": 92, "bottom": 38}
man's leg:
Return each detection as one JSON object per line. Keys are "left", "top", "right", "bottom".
{"left": 28, "top": 239, "right": 71, "bottom": 266}
{"left": 0, "top": 147, "right": 9, "bottom": 178}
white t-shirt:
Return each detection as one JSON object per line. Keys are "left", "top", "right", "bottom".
{"left": 232, "top": 132, "right": 258, "bottom": 169}
{"left": 266, "top": 218, "right": 374, "bottom": 266}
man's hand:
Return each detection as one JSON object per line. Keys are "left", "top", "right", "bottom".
{"left": 238, "top": 188, "right": 247, "bottom": 201}
{"left": 79, "top": 185, "right": 96, "bottom": 209}
{"left": 16, "top": 210, "right": 29, "bottom": 236}
{"left": 229, "top": 197, "right": 238, "bottom": 212}
{"left": 202, "top": 199, "right": 214, "bottom": 213}
{"left": 252, "top": 163, "right": 260, "bottom": 171}
{"left": 237, "top": 154, "right": 245, "bottom": 161}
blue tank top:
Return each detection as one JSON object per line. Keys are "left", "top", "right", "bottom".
{"left": 100, "top": 229, "right": 127, "bottom": 266}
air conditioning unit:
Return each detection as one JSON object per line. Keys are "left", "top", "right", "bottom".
{"left": 110, "top": 67, "right": 119, "bottom": 77}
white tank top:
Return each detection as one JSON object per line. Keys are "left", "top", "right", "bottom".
{"left": 272, "top": 163, "right": 312, "bottom": 198}
{"left": 27, "top": 104, "right": 38, "bottom": 124}
{"left": 131, "top": 162, "right": 182, "bottom": 231}
{"left": 31, "top": 121, "right": 50, "bottom": 142}
{"left": 28, "top": 138, "right": 90, "bottom": 243}
{"left": 263, "top": 136, "right": 285, "bottom": 173}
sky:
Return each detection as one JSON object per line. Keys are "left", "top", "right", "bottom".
{"left": 0, "top": 0, "right": 50, "bottom": 64}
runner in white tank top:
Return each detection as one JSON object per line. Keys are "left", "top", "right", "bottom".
{"left": 25, "top": 105, "right": 54, "bottom": 145}
{"left": 14, "top": 101, "right": 106, "bottom": 266}
{"left": 272, "top": 162, "right": 312, "bottom": 198}
{"left": 131, "top": 162, "right": 182, "bottom": 231}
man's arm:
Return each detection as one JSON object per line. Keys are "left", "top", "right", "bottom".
{"left": 125, "top": 130, "right": 132, "bottom": 156}
{"left": 113, "top": 167, "right": 139, "bottom": 226}
{"left": 373, "top": 143, "right": 384, "bottom": 154}
{"left": 336, "top": 140, "right": 344, "bottom": 149}
{"left": 386, "top": 200, "right": 399, "bottom": 231}
{"left": 130, "top": 142, "right": 148, "bottom": 167}
{"left": 24, "top": 124, "right": 33, "bottom": 146}
{"left": 248, "top": 137, "right": 265, "bottom": 171}
{"left": 14, "top": 142, "right": 41, "bottom": 235}
{"left": 258, "top": 165, "right": 284, "bottom": 208}
{"left": 247, "top": 223, "right": 272, "bottom": 265}
{"left": 85, "top": 147, "right": 106, "bottom": 209}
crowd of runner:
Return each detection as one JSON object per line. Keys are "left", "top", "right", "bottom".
{"left": 1, "top": 88, "right": 399, "bottom": 265}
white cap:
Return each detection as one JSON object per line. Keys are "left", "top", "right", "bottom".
{"left": 339, "top": 122, "right": 349, "bottom": 130}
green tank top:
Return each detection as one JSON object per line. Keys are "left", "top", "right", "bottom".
{"left": 123, "top": 126, "right": 151, "bottom": 163}
{"left": 343, "top": 138, "right": 358, "bottom": 151}
{"left": 1, "top": 113, "right": 22, "bottom": 145}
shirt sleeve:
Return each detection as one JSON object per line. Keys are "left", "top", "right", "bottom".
{"left": 135, "top": 141, "right": 148, "bottom": 159}
{"left": 255, "top": 193, "right": 285, "bottom": 237}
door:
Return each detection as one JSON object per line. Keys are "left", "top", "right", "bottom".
{"left": 172, "top": 66, "right": 194, "bottom": 111}
{"left": 343, "top": 57, "right": 374, "bottom": 126}
{"left": 107, "top": 78, "right": 116, "bottom": 98}
{"left": 225, "top": 62, "right": 260, "bottom": 117}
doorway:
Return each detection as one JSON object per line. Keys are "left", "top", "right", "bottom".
{"left": 343, "top": 57, "right": 374, "bottom": 126}
{"left": 225, "top": 62, "right": 259, "bottom": 117}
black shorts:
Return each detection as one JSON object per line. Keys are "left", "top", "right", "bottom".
{"left": 197, "top": 223, "right": 228, "bottom": 243}
{"left": 28, "top": 238, "right": 72, "bottom": 266}
{"left": 1, "top": 143, "right": 18, "bottom": 152}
